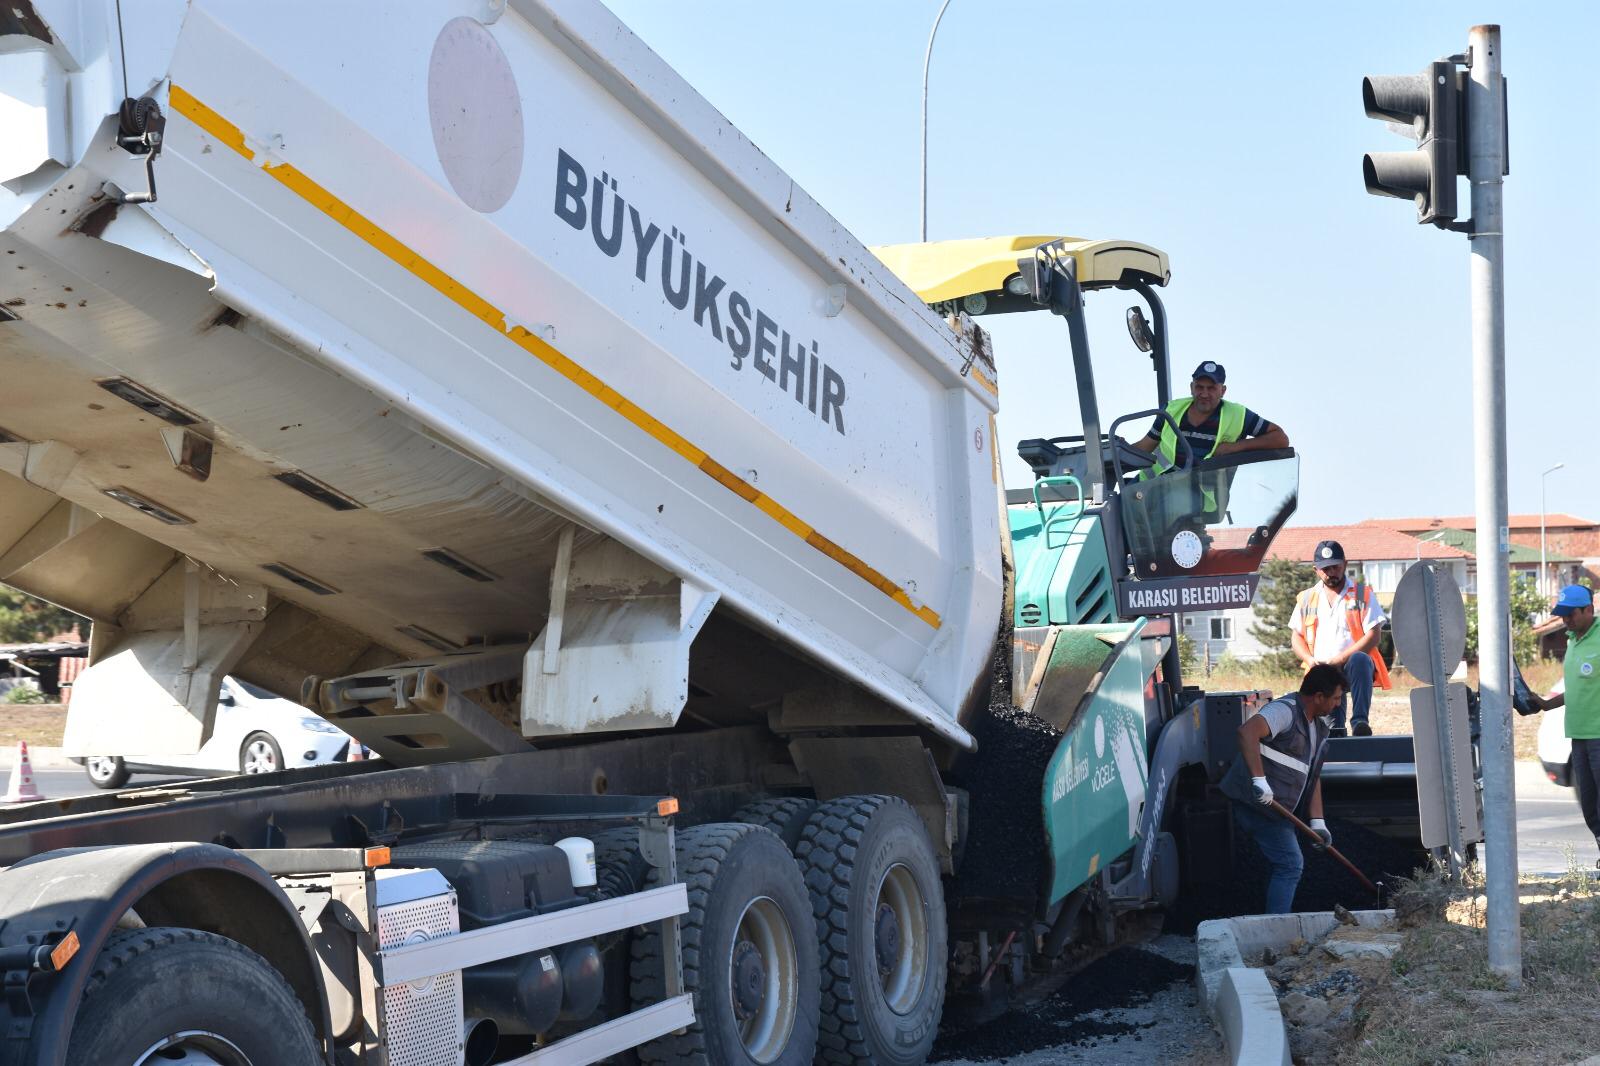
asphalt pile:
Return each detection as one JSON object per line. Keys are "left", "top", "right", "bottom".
{"left": 1166, "top": 815, "right": 1427, "bottom": 932}
{"left": 947, "top": 624, "right": 1062, "bottom": 906}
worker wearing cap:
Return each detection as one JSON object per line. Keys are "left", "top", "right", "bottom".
{"left": 1131, "top": 361, "right": 1289, "bottom": 472}
{"left": 1290, "top": 541, "right": 1390, "bottom": 737}
{"left": 1220, "top": 663, "right": 1348, "bottom": 913}
{"left": 1530, "top": 585, "right": 1600, "bottom": 855}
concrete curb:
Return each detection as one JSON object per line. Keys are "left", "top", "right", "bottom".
{"left": 1196, "top": 910, "right": 1392, "bottom": 1066}
{"left": 1214, "top": 967, "right": 1290, "bottom": 1066}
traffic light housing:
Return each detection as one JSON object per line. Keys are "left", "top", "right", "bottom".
{"left": 1362, "top": 61, "right": 1464, "bottom": 226}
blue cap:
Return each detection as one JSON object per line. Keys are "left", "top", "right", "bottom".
{"left": 1311, "top": 540, "right": 1346, "bottom": 569}
{"left": 1552, "top": 584, "right": 1594, "bottom": 617}
{"left": 1191, "top": 361, "right": 1226, "bottom": 384}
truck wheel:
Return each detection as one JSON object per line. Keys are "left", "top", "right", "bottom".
{"left": 84, "top": 755, "right": 130, "bottom": 790}
{"left": 592, "top": 826, "right": 648, "bottom": 900}
{"left": 796, "top": 795, "right": 947, "bottom": 1066}
{"left": 66, "top": 927, "right": 319, "bottom": 1066}
{"left": 732, "top": 796, "right": 817, "bottom": 851}
{"left": 631, "top": 823, "right": 819, "bottom": 1065}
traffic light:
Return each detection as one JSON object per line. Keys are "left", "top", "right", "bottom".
{"left": 1361, "top": 61, "right": 1464, "bottom": 226}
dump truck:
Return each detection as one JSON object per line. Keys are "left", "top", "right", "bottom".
{"left": 0, "top": 2, "right": 1423, "bottom": 1064}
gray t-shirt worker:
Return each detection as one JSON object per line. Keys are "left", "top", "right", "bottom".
{"left": 1220, "top": 664, "right": 1348, "bottom": 913}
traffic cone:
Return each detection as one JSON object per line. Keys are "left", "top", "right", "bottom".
{"left": 346, "top": 741, "right": 365, "bottom": 762}
{"left": 3, "top": 741, "right": 45, "bottom": 804}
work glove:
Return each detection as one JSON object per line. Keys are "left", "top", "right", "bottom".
{"left": 1310, "top": 818, "right": 1333, "bottom": 851}
{"left": 1251, "top": 776, "right": 1273, "bottom": 806}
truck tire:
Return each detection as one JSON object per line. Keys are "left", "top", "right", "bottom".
{"left": 592, "top": 826, "right": 648, "bottom": 900}
{"left": 732, "top": 796, "right": 818, "bottom": 851}
{"left": 630, "top": 823, "right": 819, "bottom": 1066}
{"left": 796, "top": 795, "right": 947, "bottom": 1066}
{"left": 66, "top": 927, "right": 319, "bottom": 1066}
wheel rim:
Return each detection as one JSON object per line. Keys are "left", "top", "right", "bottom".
{"left": 86, "top": 757, "right": 118, "bottom": 780}
{"left": 874, "top": 862, "right": 929, "bottom": 1015}
{"left": 134, "top": 1030, "right": 252, "bottom": 1065}
{"left": 241, "top": 739, "right": 277, "bottom": 774}
{"left": 728, "top": 895, "right": 799, "bottom": 1062}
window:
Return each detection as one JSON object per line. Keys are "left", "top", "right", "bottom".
{"left": 1209, "top": 617, "right": 1233, "bottom": 641}
{"left": 1182, "top": 615, "right": 1193, "bottom": 628}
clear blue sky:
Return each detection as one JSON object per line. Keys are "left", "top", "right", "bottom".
{"left": 604, "top": 1, "right": 1597, "bottom": 527}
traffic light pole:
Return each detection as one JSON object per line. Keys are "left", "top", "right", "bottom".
{"left": 1465, "top": 23, "right": 1521, "bottom": 987}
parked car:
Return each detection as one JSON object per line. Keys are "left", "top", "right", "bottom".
{"left": 1537, "top": 679, "right": 1571, "bottom": 787}
{"left": 72, "top": 677, "right": 351, "bottom": 789}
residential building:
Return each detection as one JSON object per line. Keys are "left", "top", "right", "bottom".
{"left": 1365, "top": 513, "right": 1599, "bottom": 592}
{"left": 1181, "top": 523, "right": 1471, "bottom": 664}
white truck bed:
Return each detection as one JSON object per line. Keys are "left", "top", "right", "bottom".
{"left": 0, "top": 0, "right": 1000, "bottom": 755}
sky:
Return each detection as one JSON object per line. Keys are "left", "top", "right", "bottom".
{"left": 603, "top": 1, "right": 1598, "bottom": 527}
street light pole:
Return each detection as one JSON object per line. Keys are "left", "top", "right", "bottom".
{"left": 920, "top": 0, "right": 955, "bottom": 242}
{"left": 1415, "top": 529, "right": 1447, "bottom": 563}
{"left": 1541, "top": 463, "right": 1564, "bottom": 600}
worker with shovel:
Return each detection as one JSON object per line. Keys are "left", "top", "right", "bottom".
{"left": 1220, "top": 664, "right": 1348, "bottom": 913}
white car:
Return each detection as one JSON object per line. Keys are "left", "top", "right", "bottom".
{"left": 75, "top": 677, "right": 353, "bottom": 789}
{"left": 1537, "top": 678, "right": 1571, "bottom": 787}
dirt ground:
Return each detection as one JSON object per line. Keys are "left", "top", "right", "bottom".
{"left": 1266, "top": 868, "right": 1600, "bottom": 1066}
{"left": 0, "top": 704, "right": 65, "bottom": 747}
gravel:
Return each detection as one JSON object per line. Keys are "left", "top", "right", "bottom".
{"left": 930, "top": 935, "right": 1221, "bottom": 1065}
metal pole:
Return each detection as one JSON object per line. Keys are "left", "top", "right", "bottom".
{"left": 1422, "top": 563, "right": 1465, "bottom": 876}
{"left": 1466, "top": 23, "right": 1520, "bottom": 987}
{"left": 920, "top": 0, "right": 955, "bottom": 242}
{"left": 1541, "top": 463, "right": 1564, "bottom": 600}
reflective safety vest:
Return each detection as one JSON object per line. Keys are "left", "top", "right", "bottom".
{"left": 1220, "top": 693, "right": 1330, "bottom": 814}
{"left": 1296, "top": 580, "right": 1393, "bottom": 689}
{"left": 1152, "top": 397, "right": 1246, "bottom": 473}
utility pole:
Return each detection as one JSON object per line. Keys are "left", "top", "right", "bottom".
{"left": 1465, "top": 24, "right": 1519, "bottom": 987}
{"left": 1361, "top": 24, "right": 1518, "bottom": 985}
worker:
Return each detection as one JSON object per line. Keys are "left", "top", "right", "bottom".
{"left": 1290, "top": 541, "right": 1390, "bottom": 737}
{"left": 1132, "top": 361, "right": 1290, "bottom": 472}
{"left": 1529, "top": 585, "right": 1599, "bottom": 857}
{"left": 1220, "top": 664, "right": 1348, "bottom": 914}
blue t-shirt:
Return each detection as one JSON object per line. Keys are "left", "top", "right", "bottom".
{"left": 1145, "top": 405, "right": 1271, "bottom": 461}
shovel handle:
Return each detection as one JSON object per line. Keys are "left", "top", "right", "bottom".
{"left": 1268, "top": 800, "right": 1381, "bottom": 897}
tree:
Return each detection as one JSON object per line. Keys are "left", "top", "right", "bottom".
{"left": 1464, "top": 572, "right": 1550, "bottom": 666}
{"left": 1250, "top": 559, "right": 1316, "bottom": 673}
{"left": 1177, "top": 632, "right": 1198, "bottom": 675}
{"left": 0, "top": 585, "right": 85, "bottom": 644}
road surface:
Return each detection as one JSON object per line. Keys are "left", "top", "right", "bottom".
{"left": 1512, "top": 759, "right": 1595, "bottom": 872}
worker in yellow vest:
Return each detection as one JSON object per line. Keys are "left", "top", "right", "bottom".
{"left": 1131, "top": 361, "right": 1289, "bottom": 473}
{"left": 1290, "top": 540, "right": 1392, "bottom": 737}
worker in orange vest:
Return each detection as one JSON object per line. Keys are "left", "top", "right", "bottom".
{"left": 1289, "top": 540, "right": 1392, "bottom": 736}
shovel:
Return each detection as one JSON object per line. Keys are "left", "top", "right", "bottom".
{"left": 1268, "top": 799, "right": 1384, "bottom": 905}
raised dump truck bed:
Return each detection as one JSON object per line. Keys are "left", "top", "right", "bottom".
{"left": 0, "top": 0, "right": 999, "bottom": 762}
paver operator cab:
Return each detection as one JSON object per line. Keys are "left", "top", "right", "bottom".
{"left": 0, "top": 3, "right": 1415, "bottom": 1065}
